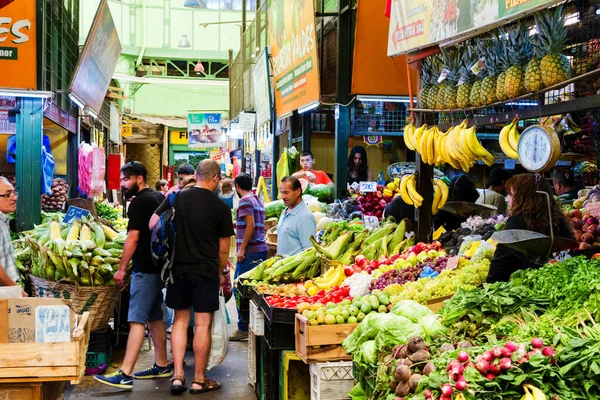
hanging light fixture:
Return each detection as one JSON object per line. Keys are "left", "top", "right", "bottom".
{"left": 184, "top": 0, "right": 206, "bottom": 8}
{"left": 178, "top": 34, "right": 191, "bottom": 48}
{"left": 194, "top": 61, "right": 205, "bottom": 74}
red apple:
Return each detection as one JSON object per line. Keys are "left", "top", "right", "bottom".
{"left": 582, "top": 233, "right": 595, "bottom": 244}
{"left": 580, "top": 242, "right": 592, "bottom": 250}
{"left": 587, "top": 225, "right": 597, "bottom": 235}
{"left": 587, "top": 218, "right": 597, "bottom": 226}
{"left": 344, "top": 266, "right": 354, "bottom": 277}
{"left": 572, "top": 209, "right": 583, "bottom": 219}
{"left": 572, "top": 218, "right": 584, "bottom": 230}
{"left": 583, "top": 223, "right": 590, "bottom": 233}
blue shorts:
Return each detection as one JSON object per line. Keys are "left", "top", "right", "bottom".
{"left": 128, "top": 271, "right": 164, "bottom": 324}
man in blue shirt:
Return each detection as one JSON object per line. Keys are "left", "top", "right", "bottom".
{"left": 277, "top": 176, "right": 316, "bottom": 256}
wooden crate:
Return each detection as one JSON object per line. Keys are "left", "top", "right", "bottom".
{"left": 0, "top": 312, "right": 90, "bottom": 385}
{"left": 0, "top": 381, "right": 66, "bottom": 400}
{"left": 426, "top": 295, "right": 453, "bottom": 313}
{"left": 295, "top": 314, "right": 358, "bottom": 364}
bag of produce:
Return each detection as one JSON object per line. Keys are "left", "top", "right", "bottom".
{"left": 458, "top": 235, "right": 482, "bottom": 256}
{"left": 207, "top": 293, "right": 229, "bottom": 371}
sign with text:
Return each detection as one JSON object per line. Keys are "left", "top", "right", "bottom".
{"left": 121, "top": 124, "right": 132, "bottom": 137}
{"left": 268, "top": 0, "right": 320, "bottom": 118}
{"left": 63, "top": 206, "right": 91, "bottom": 224}
{"left": 69, "top": 0, "right": 122, "bottom": 114}
{"left": 253, "top": 49, "right": 273, "bottom": 127}
{"left": 359, "top": 181, "right": 378, "bottom": 193}
{"left": 187, "top": 113, "right": 225, "bottom": 148}
{"left": 238, "top": 112, "right": 256, "bottom": 133}
{"left": 388, "top": 0, "right": 560, "bottom": 56}
{"left": 586, "top": 203, "right": 600, "bottom": 219}
{"left": 0, "top": 0, "right": 36, "bottom": 89}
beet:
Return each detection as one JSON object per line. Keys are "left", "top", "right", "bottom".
{"left": 407, "top": 336, "right": 426, "bottom": 354}
{"left": 408, "top": 374, "right": 421, "bottom": 391}
{"left": 440, "top": 343, "right": 455, "bottom": 354}
{"left": 395, "top": 382, "right": 410, "bottom": 397}
{"left": 388, "top": 380, "right": 398, "bottom": 392}
{"left": 395, "top": 365, "right": 412, "bottom": 382}
{"left": 423, "top": 362, "right": 435, "bottom": 376}
{"left": 392, "top": 344, "right": 406, "bottom": 359}
{"left": 396, "top": 358, "right": 413, "bottom": 367}
{"left": 457, "top": 340, "right": 473, "bottom": 349}
{"left": 408, "top": 350, "right": 431, "bottom": 364}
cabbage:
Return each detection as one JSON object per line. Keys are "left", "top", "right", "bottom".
{"left": 348, "top": 384, "right": 366, "bottom": 400}
{"left": 373, "top": 315, "right": 421, "bottom": 353}
{"left": 391, "top": 300, "right": 433, "bottom": 322}
{"left": 419, "top": 315, "right": 448, "bottom": 341}
{"left": 316, "top": 216, "right": 333, "bottom": 232}
{"left": 306, "top": 200, "right": 325, "bottom": 213}
{"left": 342, "top": 313, "right": 396, "bottom": 354}
{"left": 361, "top": 340, "right": 376, "bottom": 365}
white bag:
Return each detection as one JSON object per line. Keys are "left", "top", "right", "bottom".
{"left": 207, "top": 294, "right": 229, "bottom": 370}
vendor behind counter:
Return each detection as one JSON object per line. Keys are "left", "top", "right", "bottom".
{"left": 486, "top": 174, "right": 574, "bottom": 283}
{"left": 434, "top": 174, "right": 479, "bottom": 231}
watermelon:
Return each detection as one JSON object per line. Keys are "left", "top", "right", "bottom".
{"left": 309, "top": 184, "right": 331, "bottom": 202}
{"left": 265, "top": 200, "right": 286, "bottom": 219}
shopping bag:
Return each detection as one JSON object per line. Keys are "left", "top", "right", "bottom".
{"left": 206, "top": 293, "right": 229, "bottom": 371}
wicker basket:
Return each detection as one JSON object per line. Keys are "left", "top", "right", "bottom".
{"left": 264, "top": 218, "right": 278, "bottom": 233}
{"left": 28, "top": 274, "right": 123, "bottom": 332}
{"left": 266, "top": 241, "right": 277, "bottom": 259}
{"left": 266, "top": 227, "right": 277, "bottom": 244}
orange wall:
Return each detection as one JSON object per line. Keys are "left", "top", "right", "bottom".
{"left": 351, "top": 0, "right": 418, "bottom": 96}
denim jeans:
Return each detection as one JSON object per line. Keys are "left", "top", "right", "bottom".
{"left": 234, "top": 251, "right": 267, "bottom": 331}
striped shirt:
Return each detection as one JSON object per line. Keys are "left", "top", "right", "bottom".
{"left": 0, "top": 212, "right": 18, "bottom": 283}
{"left": 236, "top": 194, "right": 268, "bottom": 254}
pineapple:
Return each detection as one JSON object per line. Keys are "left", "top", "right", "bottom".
{"left": 418, "top": 58, "right": 433, "bottom": 109}
{"left": 470, "top": 79, "right": 482, "bottom": 107}
{"left": 525, "top": 33, "right": 544, "bottom": 92}
{"left": 495, "top": 30, "right": 509, "bottom": 101}
{"left": 435, "top": 83, "right": 448, "bottom": 110}
{"left": 441, "top": 48, "right": 461, "bottom": 110}
{"left": 480, "top": 39, "right": 499, "bottom": 105}
{"left": 535, "top": 6, "right": 570, "bottom": 87}
{"left": 504, "top": 24, "right": 531, "bottom": 99}
{"left": 456, "top": 45, "right": 475, "bottom": 109}
{"left": 430, "top": 55, "right": 445, "bottom": 110}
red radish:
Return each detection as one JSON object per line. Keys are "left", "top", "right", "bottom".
{"left": 482, "top": 351, "right": 493, "bottom": 362}
{"left": 475, "top": 359, "right": 489, "bottom": 374}
{"left": 542, "top": 347, "right": 555, "bottom": 357}
{"left": 486, "top": 373, "right": 496, "bottom": 381}
{"left": 455, "top": 380, "right": 468, "bottom": 391}
{"left": 504, "top": 341, "right": 518, "bottom": 352}
{"left": 441, "top": 384, "right": 453, "bottom": 396}
{"left": 440, "top": 396, "right": 452, "bottom": 400}
{"left": 489, "top": 363, "right": 502, "bottom": 376}
{"left": 492, "top": 346, "right": 504, "bottom": 359}
{"left": 457, "top": 351, "right": 469, "bottom": 363}
{"left": 499, "top": 357, "right": 513, "bottom": 370}
{"left": 502, "top": 347, "right": 513, "bottom": 357}
{"left": 424, "top": 389, "right": 432, "bottom": 398}
{"left": 531, "top": 338, "right": 544, "bottom": 349}
{"left": 531, "top": 348, "right": 543, "bottom": 355}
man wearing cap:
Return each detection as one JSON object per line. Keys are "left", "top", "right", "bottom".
{"left": 165, "top": 163, "right": 197, "bottom": 197}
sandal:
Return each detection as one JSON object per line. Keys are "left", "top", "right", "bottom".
{"left": 170, "top": 375, "right": 187, "bottom": 395}
{"left": 189, "top": 377, "right": 221, "bottom": 394}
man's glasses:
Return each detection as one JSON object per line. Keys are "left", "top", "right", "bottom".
{"left": 0, "top": 191, "right": 17, "bottom": 198}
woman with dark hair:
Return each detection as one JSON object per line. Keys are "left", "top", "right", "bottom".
{"left": 348, "top": 146, "right": 374, "bottom": 186}
{"left": 434, "top": 174, "right": 479, "bottom": 231}
{"left": 486, "top": 173, "right": 574, "bottom": 283}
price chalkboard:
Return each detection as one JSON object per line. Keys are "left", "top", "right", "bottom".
{"left": 359, "top": 181, "right": 377, "bottom": 193}
{"left": 63, "top": 206, "right": 91, "bottom": 224}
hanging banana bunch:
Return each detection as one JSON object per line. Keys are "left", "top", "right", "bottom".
{"left": 499, "top": 117, "right": 521, "bottom": 160}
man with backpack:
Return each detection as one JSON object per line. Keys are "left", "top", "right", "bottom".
{"left": 153, "top": 159, "right": 234, "bottom": 395}
{"left": 95, "top": 162, "right": 172, "bottom": 390}
{"left": 229, "top": 173, "right": 268, "bottom": 341}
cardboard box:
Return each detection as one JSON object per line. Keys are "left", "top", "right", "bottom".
{"left": 0, "top": 298, "right": 74, "bottom": 343}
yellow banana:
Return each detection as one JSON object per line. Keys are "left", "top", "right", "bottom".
{"left": 508, "top": 122, "right": 521, "bottom": 153}
{"left": 524, "top": 385, "right": 547, "bottom": 400}
{"left": 403, "top": 123, "right": 416, "bottom": 151}
{"left": 459, "top": 127, "right": 479, "bottom": 162}
{"left": 499, "top": 119, "right": 519, "bottom": 159}
{"left": 440, "top": 131, "right": 461, "bottom": 169}
{"left": 521, "top": 386, "right": 534, "bottom": 400}
{"left": 399, "top": 174, "right": 414, "bottom": 205}
{"left": 435, "top": 179, "right": 449, "bottom": 210}
{"left": 407, "top": 175, "right": 423, "bottom": 207}
{"left": 414, "top": 124, "right": 427, "bottom": 153}
{"left": 432, "top": 182, "right": 441, "bottom": 215}
{"left": 315, "top": 265, "right": 344, "bottom": 289}
{"left": 427, "top": 127, "right": 436, "bottom": 165}
{"left": 419, "top": 128, "right": 431, "bottom": 162}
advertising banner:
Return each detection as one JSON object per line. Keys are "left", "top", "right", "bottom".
{"left": 388, "top": 0, "right": 561, "bottom": 56}
{"left": 0, "top": 0, "right": 36, "bottom": 89}
{"left": 268, "top": 0, "right": 320, "bottom": 118}
{"left": 69, "top": 0, "right": 122, "bottom": 114}
{"left": 252, "top": 49, "right": 272, "bottom": 127}
{"left": 187, "top": 113, "right": 225, "bottom": 148}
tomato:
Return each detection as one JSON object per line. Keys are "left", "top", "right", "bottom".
{"left": 317, "top": 290, "right": 326, "bottom": 296}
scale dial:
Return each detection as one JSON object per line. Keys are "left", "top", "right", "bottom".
{"left": 517, "top": 125, "right": 561, "bottom": 173}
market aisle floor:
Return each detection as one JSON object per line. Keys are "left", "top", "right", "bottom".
{"left": 66, "top": 299, "right": 256, "bottom": 399}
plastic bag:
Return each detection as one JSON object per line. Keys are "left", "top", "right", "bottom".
{"left": 471, "top": 241, "right": 496, "bottom": 262}
{"left": 207, "top": 294, "right": 229, "bottom": 371}
{"left": 41, "top": 147, "right": 55, "bottom": 196}
{"left": 419, "top": 266, "right": 439, "bottom": 279}
{"left": 458, "top": 235, "right": 482, "bottom": 256}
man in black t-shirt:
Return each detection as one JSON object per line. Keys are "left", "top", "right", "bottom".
{"left": 152, "top": 159, "right": 234, "bottom": 395}
{"left": 95, "top": 162, "right": 171, "bottom": 390}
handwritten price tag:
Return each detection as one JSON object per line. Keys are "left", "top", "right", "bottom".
{"left": 359, "top": 181, "right": 377, "bottom": 193}
{"left": 586, "top": 203, "right": 600, "bottom": 219}
{"left": 446, "top": 256, "right": 460, "bottom": 270}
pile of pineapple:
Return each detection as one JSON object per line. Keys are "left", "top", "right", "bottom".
{"left": 419, "top": 7, "right": 571, "bottom": 111}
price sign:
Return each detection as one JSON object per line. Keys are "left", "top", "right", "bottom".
{"left": 446, "top": 256, "right": 460, "bottom": 270}
{"left": 63, "top": 206, "right": 91, "bottom": 224}
{"left": 504, "top": 159, "right": 516, "bottom": 170}
{"left": 586, "top": 203, "right": 600, "bottom": 219}
{"left": 121, "top": 124, "right": 132, "bottom": 137}
{"left": 359, "top": 181, "right": 377, "bottom": 193}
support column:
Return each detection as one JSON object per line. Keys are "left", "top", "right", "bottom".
{"left": 302, "top": 113, "right": 311, "bottom": 151}
{"left": 415, "top": 155, "right": 433, "bottom": 242}
{"left": 334, "top": 106, "right": 349, "bottom": 199}
{"left": 16, "top": 98, "right": 43, "bottom": 231}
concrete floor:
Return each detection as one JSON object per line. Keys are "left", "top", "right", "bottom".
{"left": 66, "top": 300, "right": 256, "bottom": 399}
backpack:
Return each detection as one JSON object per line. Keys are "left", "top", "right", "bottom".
{"left": 151, "top": 192, "right": 178, "bottom": 284}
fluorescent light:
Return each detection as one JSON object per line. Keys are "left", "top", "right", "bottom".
{"left": 564, "top": 14, "right": 579, "bottom": 26}
{"left": 178, "top": 34, "right": 191, "bottom": 48}
{"left": 112, "top": 73, "right": 228, "bottom": 87}
{"left": 356, "top": 95, "right": 414, "bottom": 103}
{"left": 68, "top": 92, "right": 85, "bottom": 109}
{"left": 506, "top": 101, "right": 538, "bottom": 106}
{"left": 0, "top": 89, "right": 54, "bottom": 99}
{"left": 298, "top": 101, "right": 320, "bottom": 114}
{"left": 278, "top": 111, "right": 293, "bottom": 120}
{"left": 86, "top": 108, "right": 98, "bottom": 119}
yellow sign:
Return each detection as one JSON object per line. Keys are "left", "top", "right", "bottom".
{"left": 0, "top": 0, "right": 37, "bottom": 89}
{"left": 170, "top": 130, "right": 188, "bottom": 145}
{"left": 121, "top": 124, "right": 132, "bottom": 137}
